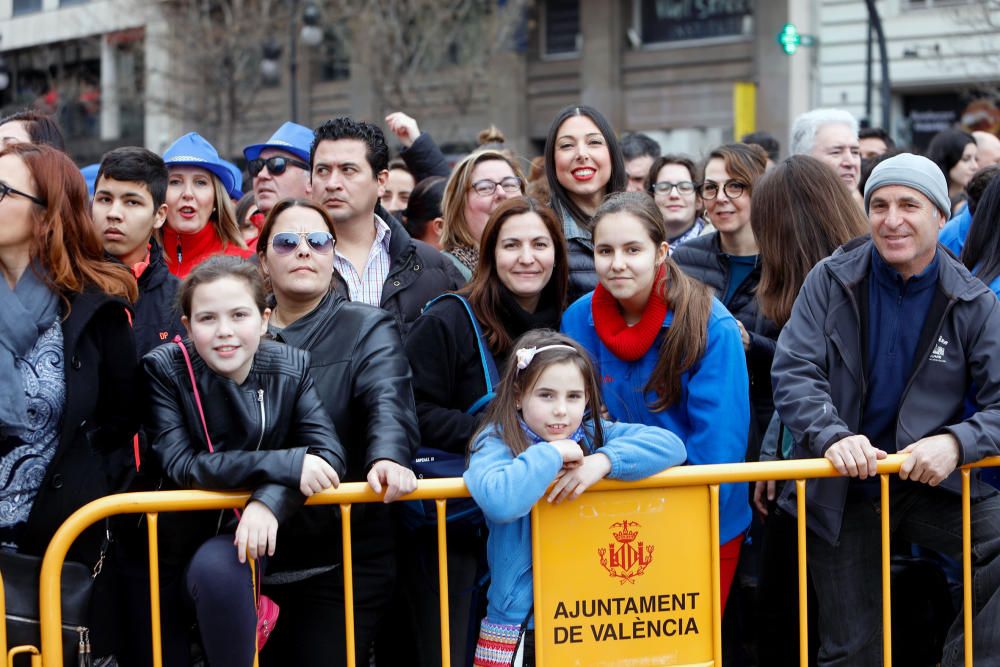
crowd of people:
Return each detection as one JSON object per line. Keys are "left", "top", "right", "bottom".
{"left": 2, "top": 101, "right": 1000, "bottom": 667}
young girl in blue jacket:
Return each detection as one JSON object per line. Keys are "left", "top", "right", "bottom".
{"left": 561, "top": 191, "right": 751, "bottom": 612}
{"left": 464, "top": 330, "right": 685, "bottom": 666}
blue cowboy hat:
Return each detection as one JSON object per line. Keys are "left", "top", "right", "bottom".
{"left": 163, "top": 132, "right": 238, "bottom": 195}
{"left": 243, "top": 121, "right": 314, "bottom": 164}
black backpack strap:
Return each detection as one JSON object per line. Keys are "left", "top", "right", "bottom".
{"left": 423, "top": 293, "right": 499, "bottom": 414}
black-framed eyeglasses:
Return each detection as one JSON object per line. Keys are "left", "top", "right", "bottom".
{"left": 270, "top": 231, "right": 335, "bottom": 255}
{"left": 650, "top": 180, "right": 697, "bottom": 196}
{"left": 249, "top": 156, "right": 310, "bottom": 177}
{"left": 699, "top": 180, "right": 747, "bottom": 200}
{"left": 470, "top": 177, "right": 523, "bottom": 197}
{"left": 0, "top": 181, "right": 45, "bottom": 206}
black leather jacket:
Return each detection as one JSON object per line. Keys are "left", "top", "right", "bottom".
{"left": 143, "top": 339, "right": 346, "bottom": 562}
{"left": 270, "top": 291, "right": 419, "bottom": 567}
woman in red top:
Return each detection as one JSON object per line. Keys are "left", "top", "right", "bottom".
{"left": 162, "top": 132, "right": 250, "bottom": 277}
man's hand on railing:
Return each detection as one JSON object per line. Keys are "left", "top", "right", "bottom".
{"left": 234, "top": 501, "right": 278, "bottom": 563}
{"left": 824, "top": 434, "right": 886, "bottom": 480}
{"left": 753, "top": 480, "right": 776, "bottom": 517}
{"left": 368, "top": 459, "right": 418, "bottom": 503}
{"left": 898, "top": 434, "right": 961, "bottom": 486}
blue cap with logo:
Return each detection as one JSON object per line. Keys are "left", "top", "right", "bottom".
{"left": 243, "top": 121, "right": 314, "bottom": 164}
{"left": 163, "top": 132, "right": 238, "bottom": 196}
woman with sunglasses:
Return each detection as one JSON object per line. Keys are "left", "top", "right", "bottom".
{"left": 255, "top": 198, "right": 419, "bottom": 667}
{"left": 645, "top": 154, "right": 712, "bottom": 252}
{"left": 400, "top": 196, "right": 568, "bottom": 667}
{"left": 163, "top": 132, "right": 251, "bottom": 278}
{"left": 0, "top": 143, "right": 138, "bottom": 657}
{"left": 440, "top": 149, "right": 526, "bottom": 283}
{"left": 672, "top": 143, "right": 778, "bottom": 455}
{"left": 544, "top": 104, "right": 628, "bottom": 302}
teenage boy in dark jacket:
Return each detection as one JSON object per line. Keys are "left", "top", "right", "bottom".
{"left": 92, "top": 147, "right": 183, "bottom": 357}
{"left": 772, "top": 153, "right": 1000, "bottom": 667}
{"left": 309, "top": 117, "right": 462, "bottom": 336}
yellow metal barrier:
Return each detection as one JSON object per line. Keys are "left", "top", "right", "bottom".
{"left": 31, "top": 455, "right": 1000, "bottom": 667}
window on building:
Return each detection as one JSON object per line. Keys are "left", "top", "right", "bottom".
{"left": 543, "top": 0, "right": 580, "bottom": 57}
{"left": 12, "top": 0, "right": 43, "bottom": 15}
{"left": 638, "top": 0, "right": 752, "bottom": 44}
{"left": 903, "top": 0, "right": 970, "bottom": 7}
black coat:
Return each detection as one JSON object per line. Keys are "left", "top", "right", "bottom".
{"left": 332, "top": 206, "right": 463, "bottom": 337}
{"left": 18, "top": 288, "right": 140, "bottom": 564}
{"left": 142, "top": 340, "right": 346, "bottom": 565}
{"left": 399, "top": 132, "right": 451, "bottom": 182}
{"left": 132, "top": 238, "right": 184, "bottom": 359}
{"left": 272, "top": 290, "right": 419, "bottom": 564}
{"left": 405, "top": 289, "right": 563, "bottom": 455}
{"left": 672, "top": 232, "right": 780, "bottom": 454}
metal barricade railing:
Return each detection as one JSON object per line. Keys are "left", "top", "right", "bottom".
{"left": 25, "top": 454, "right": 1000, "bottom": 667}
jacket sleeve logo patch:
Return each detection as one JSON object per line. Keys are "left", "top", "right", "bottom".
{"left": 929, "top": 336, "right": 949, "bottom": 363}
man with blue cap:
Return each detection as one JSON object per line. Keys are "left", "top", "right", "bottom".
{"left": 244, "top": 121, "right": 313, "bottom": 215}
{"left": 771, "top": 152, "right": 1000, "bottom": 666}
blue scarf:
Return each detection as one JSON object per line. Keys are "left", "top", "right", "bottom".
{"left": 0, "top": 263, "right": 60, "bottom": 432}
{"left": 519, "top": 418, "right": 589, "bottom": 448}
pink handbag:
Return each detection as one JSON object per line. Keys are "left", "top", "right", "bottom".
{"left": 175, "top": 337, "right": 280, "bottom": 650}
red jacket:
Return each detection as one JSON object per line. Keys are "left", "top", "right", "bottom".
{"left": 163, "top": 223, "right": 253, "bottom": 278}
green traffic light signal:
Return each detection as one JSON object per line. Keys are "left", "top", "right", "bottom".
{"left": 777, "top": 23, "right": 801, "bottom": 55}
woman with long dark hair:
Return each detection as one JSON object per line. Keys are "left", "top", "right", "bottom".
{"left": 561, "top": 191, "right": 750, "bottom": 611}
{"left": 403, "top": 196, "right": 568, "bottom": 666}
{"left": 544, "top": 105, "right": 627, "bottom": 301}
{"left": 962, "top": 174, "right": 1000, "bottom": 295}
{"left": 927, "top": 129, "right": 979, "bottom": 211}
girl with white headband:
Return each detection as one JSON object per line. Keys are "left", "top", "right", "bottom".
{"left": 464, "top": 330, "right": 685, "bottom": 666}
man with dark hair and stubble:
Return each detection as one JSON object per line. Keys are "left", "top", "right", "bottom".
{"left": 308, "top": 117, "right": 462, "bottom": 334}
{"left": 621, "top": 131, "right": 662, "bottom": 192}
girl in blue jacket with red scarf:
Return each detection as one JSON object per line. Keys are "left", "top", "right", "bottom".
{"left": 561, "top": 191, "right": 750, "bottom": 611}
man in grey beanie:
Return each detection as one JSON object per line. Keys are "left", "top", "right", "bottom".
{"left": 771, "top": 151, "right": 1000, "bottom": 665}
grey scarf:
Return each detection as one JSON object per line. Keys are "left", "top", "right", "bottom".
{"left": 0, "top": 264, "right": 59, "bottom": 431}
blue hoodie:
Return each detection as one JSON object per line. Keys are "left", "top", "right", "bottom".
{"left": 464, "top": 419, "right": 686, "bottom": 626}
{"left": 939, "top": 204, "right": 972, "bottom": 257}
{"left": 561, "top": 292, "right": 751, "bottom": 544}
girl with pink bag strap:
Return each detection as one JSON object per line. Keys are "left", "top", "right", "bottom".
{"left": 143, "top": 257, "right": 347, "bottom": 667}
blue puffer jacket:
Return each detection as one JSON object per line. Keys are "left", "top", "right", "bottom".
{"left": 561, "top": 292, "right": 751, "bottom": 545}
{"left": 464, "top": 419, "right": 686, "bottom": 626}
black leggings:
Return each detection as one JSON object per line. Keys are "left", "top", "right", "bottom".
{"left": 186, "top": 534, "right": 258, "bottom": 667}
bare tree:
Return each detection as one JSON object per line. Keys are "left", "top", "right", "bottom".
{"left": 146, "top": 0, "right": 292, "bottom": 156}
{"left": 321, "top": 0, "right": 530, "bottom": 128}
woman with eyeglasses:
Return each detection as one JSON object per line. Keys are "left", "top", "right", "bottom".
{"left": 673, "top": 143, "right": 778, "bottom": 455}
{"left": 645, "top": 154, "right": 712, "bottom": 252}
{"left": 544, "top": 105, "right": 628, "bottom": 302}
{"left": 254, "top": 198, "right": 419, "bottom": 667}
{"left": 163, "top": 132, "right": 251, "bottom": 278}
{"left": 440, "top": 149, "right": 526, "bottom": 283}
{"left": 399, "top": 196, "right": 567, "bottom": 667}
{"left": 0, "top": 143, "right": 139, "bottom": 658}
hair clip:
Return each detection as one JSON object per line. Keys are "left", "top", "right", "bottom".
{"left": 515, "top": 344, "right": 577, "bottom": 373}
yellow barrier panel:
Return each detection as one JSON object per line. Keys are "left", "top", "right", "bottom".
{"left": 32, "top": 455, "right": 1000, "bottom": 667}
{"left": 532, "top": 485, "right": 717, "bottom": 666}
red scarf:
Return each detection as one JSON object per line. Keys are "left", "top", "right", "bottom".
{"left": 591, "top": 265, "right": 669, "bottom": 361}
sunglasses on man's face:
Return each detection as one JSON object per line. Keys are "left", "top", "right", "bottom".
{"left": 270, "top": 231, "right": 335, "bottom": 255}
{"left": 249, "top": 156, "right": 310, "bottom": 177}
